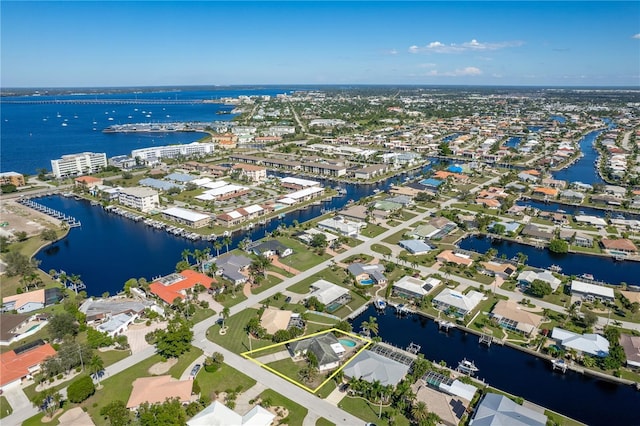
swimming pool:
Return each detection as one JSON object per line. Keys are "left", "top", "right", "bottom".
{"left": 339, "top": 339, "right": 356, "bottom": 347}
{"left": 326, "top": 302, "right": 342, "bottom": 313}
{"left": 359, "top": 279, "right": 374, "bottom": 285}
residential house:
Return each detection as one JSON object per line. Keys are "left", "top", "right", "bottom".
{"left": 354, "top": 164, "right": 387, "bottom": 180}
{"left": 317, "top": 216, "right": 365, "bottom": 237}
{"left": 343, "top": 350, "right": 410, "bottom": 387}
{"left": 541, "top": 178, "right": 566, "bottom": 189}
{"left": 532, "top": 187, "right": 559, "bottom": 198}
{"left": 247, "top": 240, "right": 293, "bottom": 258}
{"left": 490, "top": 300, "right": 542, "bottom": 336}
{"left": 187, "top": 401, "right": 274, "bottom": 426}
{"left": 231, "top": 164, "right": 267, "bottom": 183}
{"left": 600, "top": 238, "right": 637, "bottom": 255}
{"left": 436, "top": 250, "right": 473, "bottom": 267}
{"left": 96, "top": 312, "right": 137, "bottom": 337}
{"left": 74, "top": 176, "right": 103, "bottom": 189}
{"left": 558, "top": 229, "right": 593, "bottom": 248}
{"left": 0, "top": 314, "right": 48, "bottom": 346}
{"left": 2, "top": 288, "right": 63, "bottom": 314}
{"left": 149, "top": 270, "right": 214, "bottom": 305}
{"left": 517, "top": 270, "right": 562, "bottom": 292}
{"left": 0, "top": 341, "right": 57, "bottom": 389}
{"left": 347, "top": 263, "right": 387, "bottom": 285}
{"left": 399, "top": 239, "right": 433, "bottom": 255}
{"left": 339, "top": 205, "right": 369, "bottom": 222}
{"left": 161, "top": 207, "right": 211, "bottom": 229}
{"left": 480, "top": 261, "right": 517, "bottom": 279}
{"left": 260, "top": 308, "right": 301, "bottom": 335}
{"left": 432, "top": 289, "right": 483, "bottom": 317}
{"left": 213, "top": 254, "right": 252, "bottom": 285}
{"left": 470, "top": 393, "right": 547, "bottom": 426}
{"left": 393, "top": 276, "right": 440, "bottom": 299}
{"left": 517, "top": 172, "right": 539, "bottom": 183}
{"left": 126, "top": 375, "right": 193, "bottom": 409}
{"left": 79, "top": 298, "right": 154, "bottom": 324}
{"left": 570, "top": 280, "right": 615, "bottom": 302}
{"left": 288, "top": 332, "right": 345, "bottom": 371}
{"left": 520, "top": 224, "right": 554, "bottom": 241}
{"left": 559, "top": 189, "right": 585, "bottom": 203}
{"left": 307, "top": 280, "right": 351, "bottom": 310}
{"left": 619, "top": 334, "right": 640, "bottom": 369}
{"left": 551, "top": 328, "right": 609, "bottom": 358}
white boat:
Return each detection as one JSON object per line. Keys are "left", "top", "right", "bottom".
{"left": 457, "top": 359, "right": 479, "bottom": 374}
{"left": 580, "top": 273, "right": 594, "bottom": 281}
{"left": 108, "top": 117, "right": 114, "bottom": 121}
{"left": 549, "top": 264, "right": 562, "bottom": 273}
{"left": 374, "top": 299, "right": 386, "bottom": 310}
{"left": 61, "top": 122, "right": 68, "bottom": 127}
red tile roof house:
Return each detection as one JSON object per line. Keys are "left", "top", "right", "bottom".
{"left": 0, "top": 341, "right": 56, "bottom": 390}
{"left": 149, "top": 269, "right": 215, "bottom": 305}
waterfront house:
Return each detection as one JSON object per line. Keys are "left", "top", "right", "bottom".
{"left": 393, "top": 276, "right": 440, "bottom": 299}
{"left": 96, "top": 312, "right": 137, "bottom": 337}
{"left": 432, "top": 289, "right": 483, "bottom": 317}
{"left": 570, "top": 280, "right": 614, "bottom": 302}
{"left": 619, "top": 334, "right": 640, "bottom": 369}
{"left": 505, "top": 182, "right": 527, "bottom": 193}
{"left": 279, "top": 186, "right": 325, "bottom": 206}
{"left": 118, "top": 186, "right": 160, "bottom": 212}
{"left": 470, "top": 393, "right": 547, "bottom": 426}
{"left": 162, "top": 207, "right": 211, "bottom": 229}
{"left": 551, "top": 328, "right": 609, "bottom": 358}
{"left": 187, "top": 401, "right": 274, "bottom": 426}
{"left": 51, "top": 152, "right": 107, "bottom": 178}
{"left": 79, "top": 298, "right": 154, "bottom": 324}
{"left": 600, "top": 238, "right": 638, "bottom": 255}
{"left": 214, "top": 254, "right": 252, "bottom": 285}
{"left": 149, "top": 270, "right": 214, "bottom": 305}
{"left": 247, "top": 240, "right": 293, "bottom": 258}
{"left": 0, "top": 171, "right": 26, "bottom": 187}
{"left": 0, "top": 314, "right": 48, "bottom": 346}
{"left": 259, "top": 308, "right": 300, "bottom": 335}
{"left": 126, "top": 375, "right": 192, "bottom": 409}
{"left": 339, "top": 205, "right": 369, "bottom": 222}
{"left": 420, "top": 178, "right": 444, "bottom": 191}
{"left": 541, "top": 178, "right": 567, "bottom": 189}
{"left": 306, "top": 280, "right": 351, "bottom": 310}
{"left": 139, "top": 177, "right": 184, "bottom": 192}
{"left": 517, "top": 172, "right": 539, "bottom": 183}
{"left": 520, "top": 224, "right": 553, "bottom": 241}
{"left": 354, "top": 164, "right": 387, "bottom": 179}
{"left": 573, "top": 215, "right": 607, "bottom": 228}
{"left": 347, "top": 263, "right": 387, "bottom": 285}
{"left": 74, "top": 175, "right": 103, "bottom": 190}
{"left": 436, "top": 250, "right": 473, "bottom": 267}
{"left": 558, "top": 229, "right": 593, "bottom": 248}
{"left": 490, "top": 300, "right": 542, "bottom": 336}
{"left": 590, "top": 194, "right": 622, "bottom": 206}
{"left": 2, "top": 288, "right": 63, "bottom": 314}
{"left": 280, "top": 176, "right": 321, "bottom": 190}
{"left": 517, "top": 270, "right": 562, "bottom": 292}
{"left": 196, "top": 182, "right": 250, "bottom": 202}
{"left": 343, "top": 349, "right": 409, "bottom": 387}
{"left": 489, "top": 221, "right": 520, "bottom": 235}
{"left": 559, "top": 189, "right": 585, "bottom": 203}
{"left": 288, "top": 332, "right": 345, "bottom": 371}
{"left": 476, "top": 198, "right": 501, "bottom": 209}
{"left": 0, "top": 341, "right": 56, "bottom": 390}
{"left": 532, "top": 187, "right": 559, "bottom": 198}
{"left": 300, "top": 162, "right": 347, "bottom": 177}
{"left": 297, "top": 229, "right": 339, "bottom": 246}
{"left": 399, "top": 239, "right": 433, "bottom": 255}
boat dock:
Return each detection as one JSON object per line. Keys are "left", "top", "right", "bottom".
{"left": 19, "top": 198, "right": 81, "bottom": 228}
{"left": 436, "top": 319, "right": 456, "bottom": 331}
{"left": 551, "top": 359, "right": 568, "bottom": 373}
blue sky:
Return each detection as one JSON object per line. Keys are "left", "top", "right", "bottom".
{"left": 2, "top": 1, "right": 639, "bottom": 87}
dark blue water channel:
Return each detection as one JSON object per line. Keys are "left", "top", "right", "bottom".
{"left": 553, "top": 129, "right": 605, "bottom": 185}
{"left": 351, "top": 305, "right": 640, "bottom": 426}
{"left": 458, "top": 235, "right": 638, "bottom": 286}
{"left": 516, "top": 199, "right": 640, "bottom": 220}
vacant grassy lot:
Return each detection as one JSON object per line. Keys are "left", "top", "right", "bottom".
{"left": 208, "top": 308, "right": 273, "bottom": 354}
{"left": 370, "top": 243, "right": 392, "bottom": 256}
{"left": 257, "top": 389, "right": 308, "bottom": 426}
{"left": 359, "top": 223, "right": 388, "bottom": 238}
{"left": 383, "top": 229, "right": 411, "bottom": 245}
{"left": 338, "top": 396, "right": 410, "bottom": 425}
{"left": 276, "top": 236, "right": 332, "bottom": 270}
{"left": 197, "top": 363, "right": 257, "bottom": 402}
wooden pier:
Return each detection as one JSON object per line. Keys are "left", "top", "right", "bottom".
{"left": 19, "top": 198, "right": 81, "bottom": 228}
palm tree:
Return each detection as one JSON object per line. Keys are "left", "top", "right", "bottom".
{"left": 365, "top": 316, "right": 379, "bottom": 337}
{"left": 89, "top": 354, "right": 104, "bottom": 386}
{"left": 181, "top": 249, "right": 192, "bottom": 264}
{"left": 411, "top": 401, "right": 429, "bottom": 423}
{"left": 221, "top": 307, "right": 230, "bottom": 329}
{"left": 58, "top": 271, "right": 68, "bottom": 288}
{"left": 223, "top": 236, "right": 232, "bottom": 253}
{"left": 69, "top": 274, "right": 82, "bottom": 295}
{"left": 213, "top": 241, "right": 222, "bottom": 257}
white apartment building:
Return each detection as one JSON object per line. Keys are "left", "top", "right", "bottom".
{"left": 51, "top": 152, "right": 107, "bottom": 178}
{"left": 131, "top": 142, "right": 215, "bottom": 164}
{"left": 118, "top": 187, "right": 159, "bottom": 212}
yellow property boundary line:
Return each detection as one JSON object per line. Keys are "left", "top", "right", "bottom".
{"left": 241, "top": 328, "right": 373, "bottom": 393}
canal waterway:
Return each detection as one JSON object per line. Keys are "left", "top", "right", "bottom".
{"left": 457, "top": 235, "right": 638, "bottom": 286}
{"left": 553, "top": 129, "right": 605, "bottom": 185}
{"left": 351, "top": 305, "right": 639, "bottom": 426}
{"left": 516, "top": 199, "right": 640, "bottom": 220}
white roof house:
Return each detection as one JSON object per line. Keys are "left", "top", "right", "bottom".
{"left": 570, "top": 280, "right": 615, "bottom": 301}
{"left": 574, "top": 215, "right": 608, "bottom": 227}
{"left": 308, "top": 280, "right": 350, "bottom": 305}
{"left": 393, "top": 276, "right": 440, "bottom": 299}
{"left": 343, "top": 350, "right": 410, "bottom": 386}
{"left": 162, "top": 207, "right": 210, "bottom": 223}
{"left": 433, "top": 289, "right": 484, "bottom": 316}
{"left": 551, "top": 328, "right": 610, "bottom": 357}
{"left": 280, "top": 177, "right": 320, "bottom": 187}
{"left": 187, "top": 401, "right": 274, "bottom": 426}
{"left": 517, "top": 270, "right": 562, "bottom": 292}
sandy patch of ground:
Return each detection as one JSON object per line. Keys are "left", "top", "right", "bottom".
{"left": 0, "top": 200, "right": 62, "bottom": 238}
{"left": 268, "top": 406, "right": 289, "bottom": 423}
{"left": 57, "top": 407, "right": 96, "bottom": 426}
{"left": 148, "top": 358, "right": 178, "bottom": 375}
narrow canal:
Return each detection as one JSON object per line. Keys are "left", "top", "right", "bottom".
{"left": 351, "top": 305, "right": 640, "bottom": 426}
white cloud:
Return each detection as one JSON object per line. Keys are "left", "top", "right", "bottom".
{"left": 409, "top": 39, "right": 523, "bottom": 54}
{"left": 417, "top": 63, "right": 437, "bottom": 68}
{"left": 422, "top": 66, "right": 483, "bottom": 77}
{"left": 387, "top": 49, "right": 398, "bottom": 55}
{"left": 633, "top": 33, "right": 640, "bottom": 39}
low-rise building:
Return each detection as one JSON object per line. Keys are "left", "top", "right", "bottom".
{"left": 619, "top": 334, "right": 640, "bottom": 369}
{"left": 307, "top": 280, "right": 350, "bottom": 309}
{"left": 343, "top": 349, "right": 409, "bottom": 386}
{"left": 149, "top": 269, "right": 214, "bottom": 305}
{"left": 2, "top": 288, "right": 63, "bottom": 314}
{"left": 600, "top": 238, "right": 638, "bottom": 255}
{"left": 436, "top": 250, "right": 473, "bottom": 267}
{"left": 247, "top": 240, "right": 293, "bottom": 258}
{"left": 187, "top": 401, "right": 274, "bottom": 426}
{"left": 213, "top": 254, "right": 252, "bottom": 285}
{"left": 470, "top": 393, "right": 547, "bottom": 426}
{"left": 317, "top": 216, "right": 365, "bottom": 237}
{"left": 399, "top": 239, "right": 433, "bottom": 255}
{"left": 231, "top": 164, "right": 267, "bottom": 182}
{"left": 118, "top": 187, "right": 159, "bottom": 212}
{"left": 490, "top": 299, "right": 542, "bottom": 336}
{"left": 0, "top": 341, "right": 57, "bottom": 389}
{"left": 288, "top": 332, "right": 345, "bottom": 371}
{"left": 347, "top": 263, "right": 387, "bottom": 285}
{"left": 517, "top": 270, "right": 562, "bottom": 292}
{"left": 161, "top": 207, "right": 211, "bottom": 228}
{"left": 0, "top": 171, "right": 26, "bottom": 187}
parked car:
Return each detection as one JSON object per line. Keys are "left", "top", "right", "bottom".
{"left": 190, "top": 364, "right": 201, "bottom": 378}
